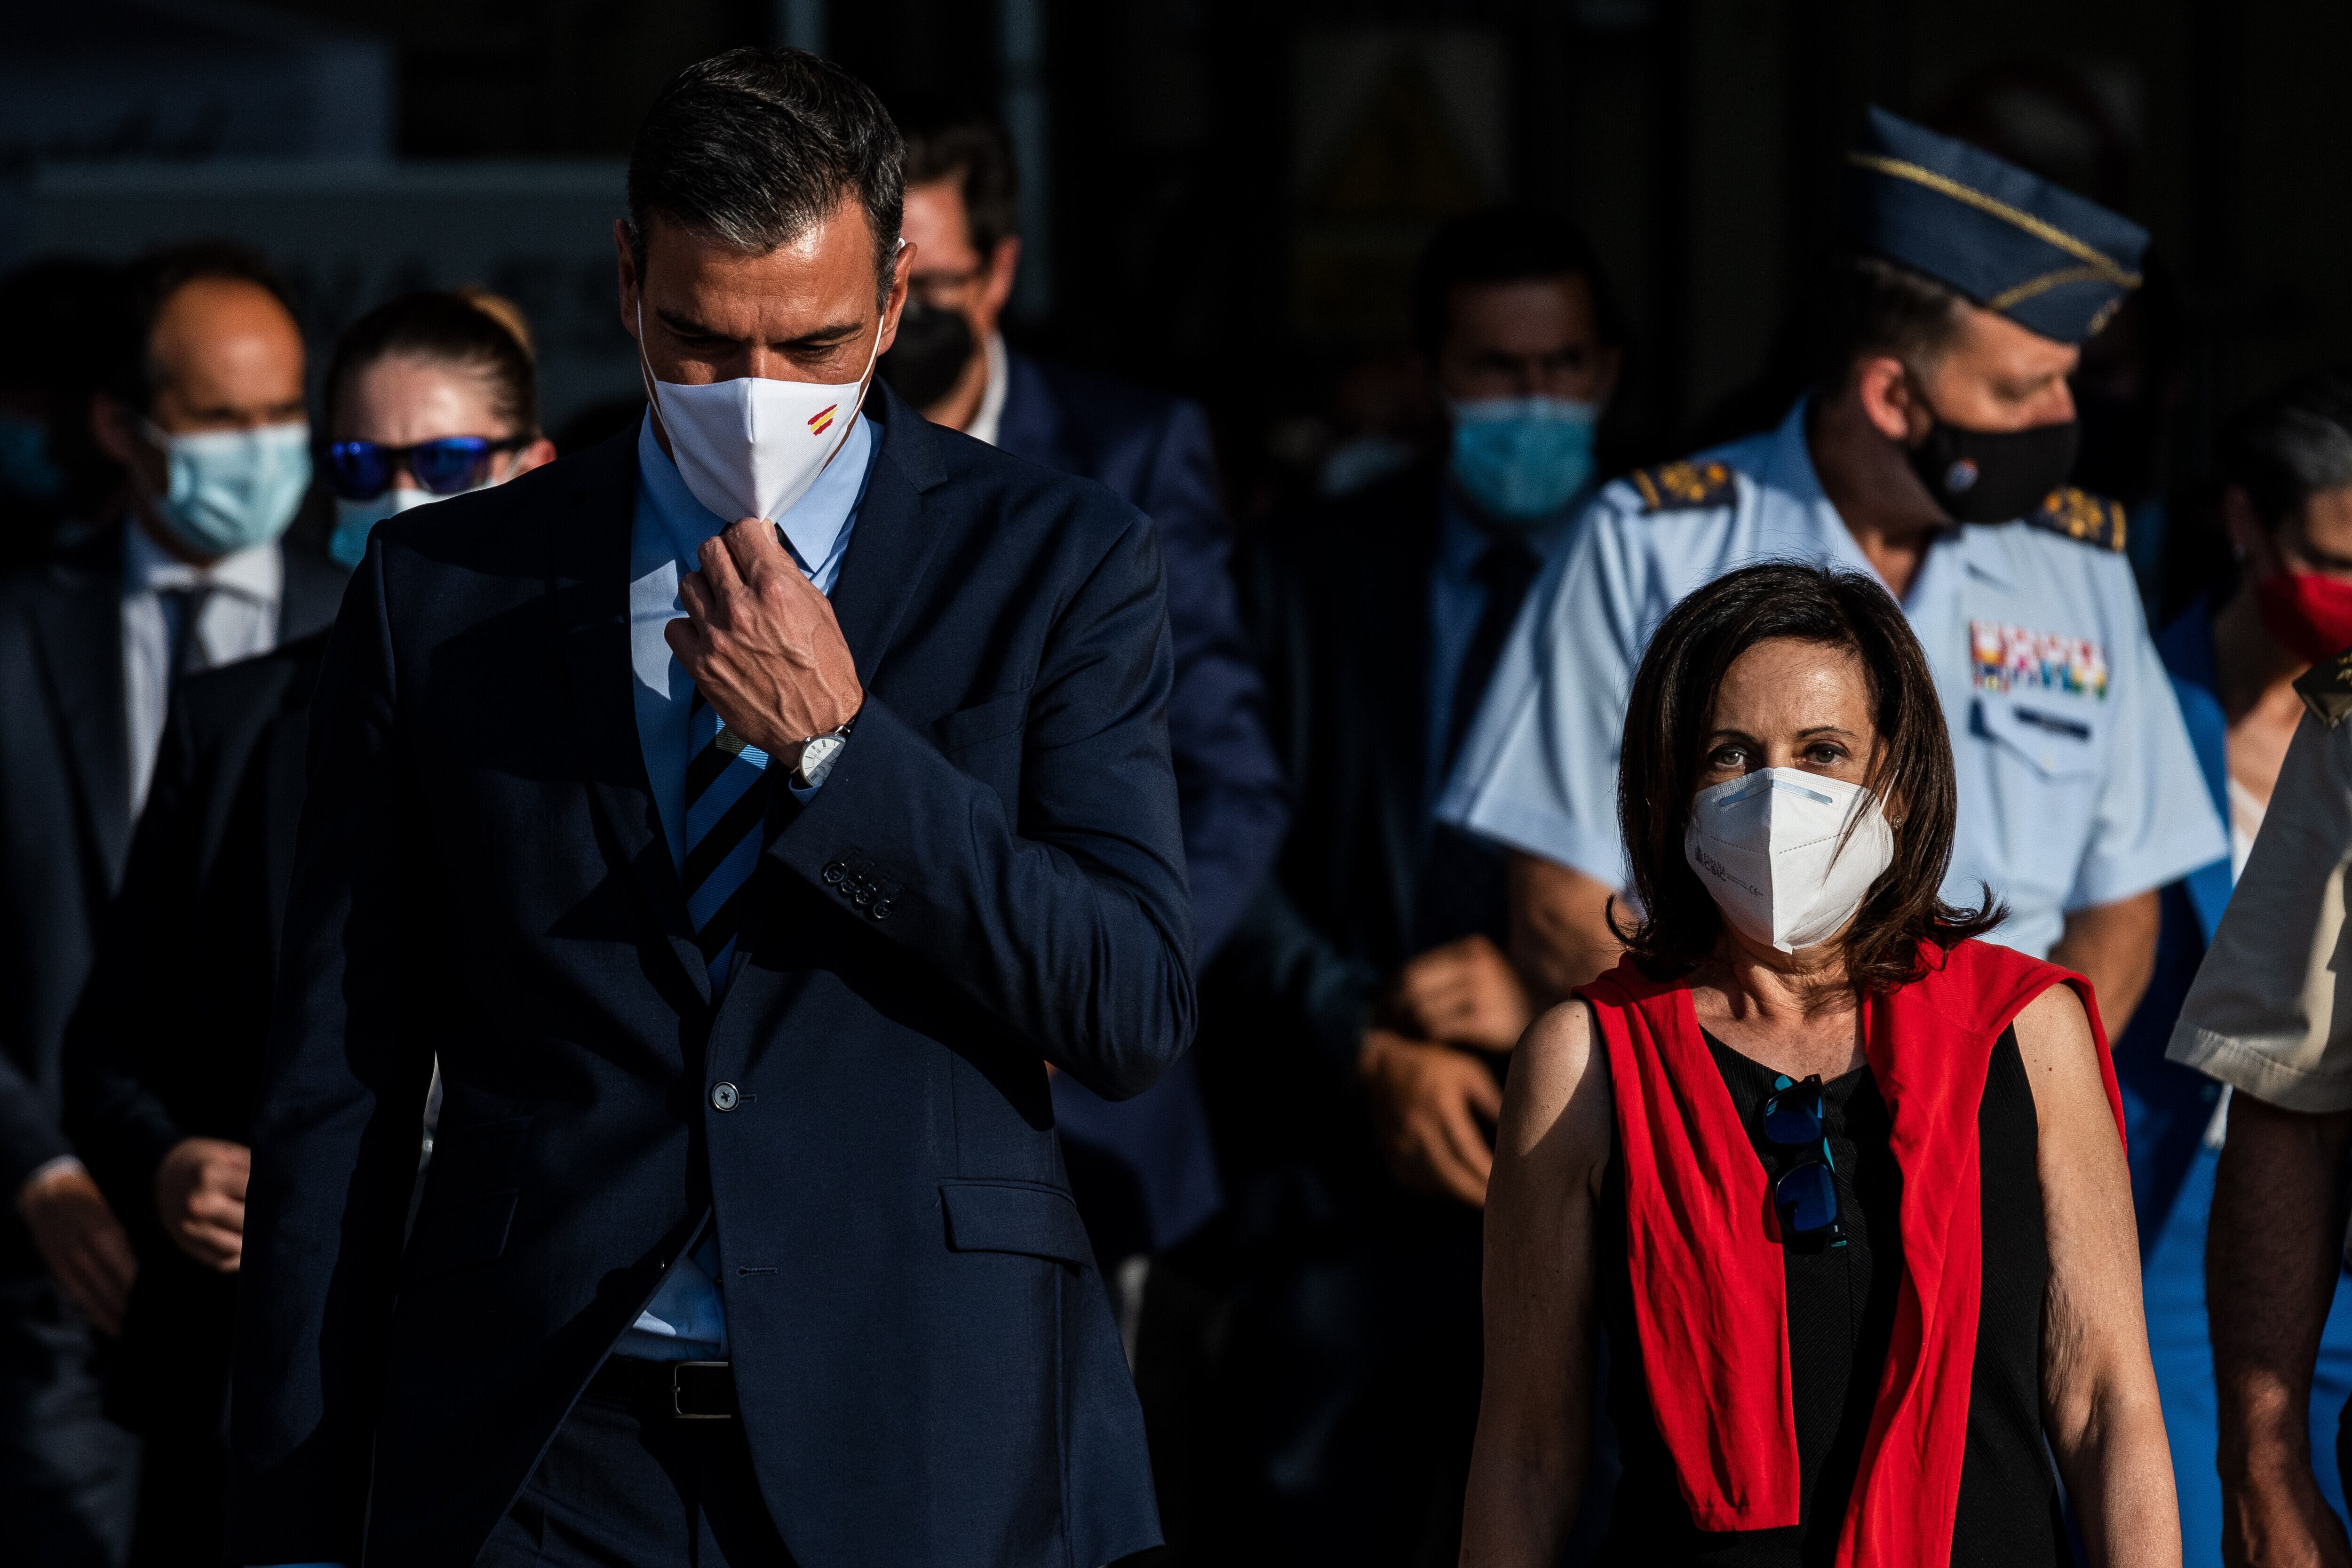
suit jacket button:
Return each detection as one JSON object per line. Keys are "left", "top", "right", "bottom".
{"left": 851, "top": 885, "right": 872, "bottom": 906}
{"left": 710, "top": 1082, "right": 740, "bottom": 1112}
{"left": 822, "top": 863, "right": 847, "bottom": 886}
{"left": 870, "top": 900, "right": 892, "bottom": 921}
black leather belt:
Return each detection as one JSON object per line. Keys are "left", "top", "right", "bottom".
{"left": 586, "top": 1356, "right": 737, "bottom": 1419}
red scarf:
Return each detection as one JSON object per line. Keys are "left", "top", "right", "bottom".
{"left": 1577, "top": 938, "right": 2122, "bottom": 1565}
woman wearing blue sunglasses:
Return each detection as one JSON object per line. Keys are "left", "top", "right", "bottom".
{"left": 1462, "top": 562, "right": 2177, "bottom": 1566}
{"left": 324, "top": 288, "right": 555, "bottom": 567}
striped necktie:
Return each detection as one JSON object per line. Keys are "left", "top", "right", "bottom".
{"left": 683, "top": 686, "right": 772, "bottom": 989}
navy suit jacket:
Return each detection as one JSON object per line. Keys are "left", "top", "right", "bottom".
{"left": 997, "top": 350, "right": 1286, "bottom": 1258}
{"left": 64, "top": 633, "right": 326, "bottom": 1441}
{"left": 0, "top": 531, "right": 342, "bottom": 1278}
{"left": 227, "top": 388, "right": 1193, "bottom": 1567}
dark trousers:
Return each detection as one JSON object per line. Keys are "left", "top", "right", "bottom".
{"left": 1144, "top": 1203, "right": 1486, "bottom": 1568}
{"left": 0, "top": 1274, "right": 141, "bottom": 1568}
{"left": 476, "top": 1386, "right": 796, "bottom": 1568}
{"left": 126, "top": 1426, "right": 225, "bottom": 1568}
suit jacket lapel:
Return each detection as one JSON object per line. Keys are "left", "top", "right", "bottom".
{"left": 550, "top": 430, "right": 711, "bottom": 1007}
{"left": 825, "top": 388, "right": 952, "bottom": 681}
{"left": 993, "top": 351, "right": 1073, "bottom": 472}
{"left": 31, "top": 540, "right": 133, "bottom": 885}
{"left": 1366, "top": 476, "right": 1443, "bottom": 955}
{"left": 276, "top": 538, "right": 351, "bottom": 642}
{"left": 712, "top": 392, "right": 950, "bottom": 1036}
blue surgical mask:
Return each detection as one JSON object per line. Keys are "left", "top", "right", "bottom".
{"left": 0, "top": 414, "right": 64, "bottom": 501}
{"left": 331, "top": 487, "right": 440, "bottom": 568}
{"left": 1446, "top": 397, "right": 1599, "bottom": 523}
{"left": 143, "top": 420, "right": 311, "bottom": 559}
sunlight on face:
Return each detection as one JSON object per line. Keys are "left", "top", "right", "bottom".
{"left": 1697, "top": 637, "right": 1881, "bottom": 793}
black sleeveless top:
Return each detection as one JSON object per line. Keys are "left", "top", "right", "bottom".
{"left": 1592, "top": 1027, "right": 2068, "bottom": 1566}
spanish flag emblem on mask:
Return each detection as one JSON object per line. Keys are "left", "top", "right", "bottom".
{"left": 808, "top": 403, "right": 839, "bottom": 437}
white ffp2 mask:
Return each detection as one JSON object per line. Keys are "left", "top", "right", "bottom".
{"left": 1682, "top": 768, "right": 1894, "bottom": 954}
{"left": 636, "top": 297, "right": 883, "bottom": 524}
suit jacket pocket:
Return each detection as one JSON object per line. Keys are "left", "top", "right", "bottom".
{"left": 931, "top": 689, "right": 1030, "bottom": 755}
{"left": 939, "top": 1179, "right": 1092, "bottom": 1268}
{"left": 404, "top": 1190, "right": 518, "bottom": 1284}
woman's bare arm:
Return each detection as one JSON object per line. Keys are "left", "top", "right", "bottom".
{"left": 2016, "top": 983, "right": 2181, "bottom": 1568}
{"left": 1458, "top": 999, "right": 1615, "bottom": 1567}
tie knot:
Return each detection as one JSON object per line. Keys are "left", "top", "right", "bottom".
{"left": 1473, "top": 537, "right": 1541, "bottom": 592}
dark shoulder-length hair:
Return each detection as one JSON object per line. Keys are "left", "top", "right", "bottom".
{"left": 1613, "top": 560, "right": 2002, "bottom": 993}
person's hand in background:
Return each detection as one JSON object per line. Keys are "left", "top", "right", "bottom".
{"left": 155, "top": 1137, "right": 250, "bottom": 1273}
{"left": 16, "top": 1162, "right": 136, "bottom": 1334}
{"left": 1392, "top": 933, "right": 1537, "bottom": 1053}
{"left": 1359, "top": 1027, "right": 1503, "bottom": 1207}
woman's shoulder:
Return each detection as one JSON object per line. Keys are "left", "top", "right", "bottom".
{"left": 1498, "top": 999, "right": 1614, "bottom": 1164}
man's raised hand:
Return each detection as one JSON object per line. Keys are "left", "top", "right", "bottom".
{"left": 666, "top": 516, "right": 863, "bottom": 762}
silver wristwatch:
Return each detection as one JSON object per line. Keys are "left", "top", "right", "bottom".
{"left": 791, "top": 717, "right": 856, "bottom": 789}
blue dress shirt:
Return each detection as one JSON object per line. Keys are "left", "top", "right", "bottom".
{"left": 617, "top": 407, "right": 875, "bottom": 1361}
{"left": 1423, "top": 485, "right": 1579, "bottom": 807}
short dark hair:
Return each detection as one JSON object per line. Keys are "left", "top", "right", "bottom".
{"left": 1409, "top": 206, "right": 1625, "bottom": 358}
{"left": 902, "top": 119, "right": 1020, "bottom": 258}
{"left": 627, "top": 47, "right": 905, "bottom": 308}
{"left": 99, "top": 239, "right": 298, "bottom": 416}
{"left": 1613, "top": 561, "right": 2002, "bottom": 994}
{"left": 2219, "top": 367, "right": 2352, "bottom": 532}
{"left": 324, "top": 288, "right": 541, "bottom": 439}
{"left": 1809, "top": 251, "right": 1971, "bottom": 390}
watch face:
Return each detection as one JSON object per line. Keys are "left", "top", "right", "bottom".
{"left": 798, "top": 733, "right": 845, "bottom": 780}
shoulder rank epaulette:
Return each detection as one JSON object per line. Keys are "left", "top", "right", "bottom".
{"left": 2294, "top": 645, "right": 2352, "bottom": 727}
{"left": 1627, "top": 460, "right": 1736, "bottom": 513}
{"left": 2023, "top": 487, "right": 2127, "bottom": 551}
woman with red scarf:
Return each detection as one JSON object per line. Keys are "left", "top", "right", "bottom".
{"left": 1461, "top": 562, "right": 2178, "bottom": 1566}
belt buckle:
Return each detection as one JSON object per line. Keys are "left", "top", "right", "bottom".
{"left": 671, "top": 1359, "right": 733, "bottom": 1420}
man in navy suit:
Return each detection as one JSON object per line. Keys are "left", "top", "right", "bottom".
{"left": 886, "top": 118, "right": 1287, "bottom": 1314}
{"left": 229, "top": 49, "right": 1192, "bottom": 1568}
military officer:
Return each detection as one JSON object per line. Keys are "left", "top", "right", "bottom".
{"left": 1437, "top": 107, "right": 2225, "bottom": 1037}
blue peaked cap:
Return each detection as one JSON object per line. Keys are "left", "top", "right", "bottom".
{"left": 1844, "top": 107, "right": 2148, "bottom": 345}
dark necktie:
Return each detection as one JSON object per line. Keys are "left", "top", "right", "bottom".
{"left": 682, "top": 686, "right": 773, "bottom": 987}
{"left": 157, "top": 585, "right": 215, "bottom": 683}
{"left": 1445, "top": 536, "right": 1542, "bottom": 772}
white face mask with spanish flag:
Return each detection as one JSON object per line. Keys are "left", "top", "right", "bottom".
{"left": 636, "top": 295, "right": 885, "bottom": 525}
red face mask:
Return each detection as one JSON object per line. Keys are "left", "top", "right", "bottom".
{"left": 2257, "top": 569, "right": 2352, "bottom": 666}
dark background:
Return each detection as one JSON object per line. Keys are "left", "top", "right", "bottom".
{"left": 3, "top": 0, "right": 2340, "bottom": 575}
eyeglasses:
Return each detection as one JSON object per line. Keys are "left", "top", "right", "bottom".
{"left": 907, "top": 265, "right": 988, "bottom": 307}
{"left": 1761, "top": 1074, "right": 1846, "bottom": 1248}
{"left": 326, "top": 436, "right": 528, "bottom": 501}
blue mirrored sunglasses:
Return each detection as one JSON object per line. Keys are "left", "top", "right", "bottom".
{"left": 1762, "top": 1074, "right": 1845, "bottom": 1246}
{"left": 327, "top": 436, "right": 526, "bottom": 500}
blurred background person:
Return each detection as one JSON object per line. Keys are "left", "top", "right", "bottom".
{"left": 2114, "top": 369, "right": 2352, "bottom": 1557}
{"left": 1464, "top": 561, "right": 2174, "bottom": 1566}
{"left": 886, "top": 118, "right": 1288, "bottom": 1342}
{"left": 1440, "top": 111, "right": 2223, "bottom": 1043}
{"left": 0, "top": 240, "right": 347, "bottom": 1568}
{"left": 55, "top": 286, "right": 546, "bottom": 1568}
{"left": 1177, "top": 205, "right": 1621, "bottom": 1563}
{"left": 0, "top": 259, "right": 123, "bottom": 574}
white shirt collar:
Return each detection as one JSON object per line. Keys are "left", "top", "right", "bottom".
{"left": 121, "top": 517, "right": 283, "bottom": 605}
{"left": 963, "top": 332, "right": 1011, "bottom": 448}
{"left": 634, "top": 405, "right": 871, "bottom": 580}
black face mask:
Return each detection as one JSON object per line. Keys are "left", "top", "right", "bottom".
{"left": 878, "top": 298, "right": 977, "bottom": 411}
{"left": 1904, "top": 413, "right": 2079, "bottom": 525}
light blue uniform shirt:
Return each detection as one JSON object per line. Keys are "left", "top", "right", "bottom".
{"left": 1436, "top": 398, "right": 2227, "bottom": 959}
{"left": 617, "top": 407, "right": 873, "bottom": 1361}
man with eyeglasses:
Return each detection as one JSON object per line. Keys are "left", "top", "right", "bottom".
{"left": 886, "top": 119, "right": 1287, "bottom": 1345}
{"left": 0, "top": 240, "right": 346, "bottom": 1567}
